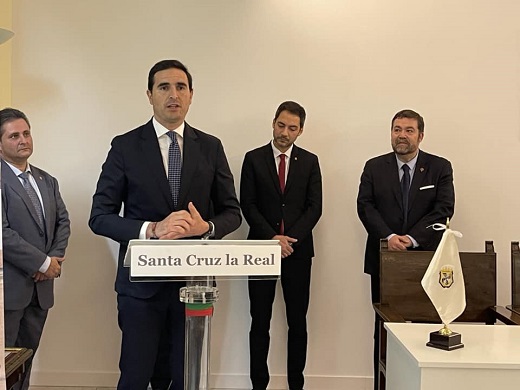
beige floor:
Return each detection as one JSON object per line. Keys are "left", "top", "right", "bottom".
{"left": 30, "top": 388, "right": 117, "bottom": 390}
{"left": 30, "top": 388, "right": 241, "bottom": 390}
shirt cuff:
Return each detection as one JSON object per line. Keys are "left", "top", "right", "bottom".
{"left": 407, "top": 235, "right": 419, "bottom": 248}
{"left": 39, "top": 257, "right": 51, "bottom": 273}
{"left": 140, "top": 222, "right": 151, "bottom": 239}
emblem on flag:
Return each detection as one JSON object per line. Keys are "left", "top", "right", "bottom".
{"left": 439, "top": 265, "right": 454, "bottom": 288}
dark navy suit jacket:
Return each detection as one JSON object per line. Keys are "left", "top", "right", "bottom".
{"left": 89, "top": 120, "right": 241, "bottom": 298}
{"left": 357, "top": 150, "right": 455, "bottom": 276}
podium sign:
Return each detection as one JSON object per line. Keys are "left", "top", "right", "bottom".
{"left": 124, "top": 239, "right": 280, "bottom": 389}
{"left": 124, "top": 239, "right": 281, "bottom": 280}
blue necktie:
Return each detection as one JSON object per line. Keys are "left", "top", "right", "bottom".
{"left": 167, "top": 131, "right": 182, "bottom": 208}
{"left": 401, "top": 164, "right": 410, "bottom": 230}
{"left": 19, "top": 171, "right": 45, "bottom": 228}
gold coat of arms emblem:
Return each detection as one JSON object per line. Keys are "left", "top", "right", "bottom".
{"left": 438, "top": 265, "right": 454, "bottom": 288}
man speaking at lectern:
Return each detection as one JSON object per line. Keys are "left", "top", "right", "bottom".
{"left": 89, "top": 60, "right": 241, "bottom": 390}
{"left": 357, "top": 109, "right": 455, "bottom": 390}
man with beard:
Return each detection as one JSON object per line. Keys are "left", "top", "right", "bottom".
{"left": 241, "top": 101, "right": 322, "bottom": 390}
{"left": 357, "top": 109, "right": 454, "bottom": 390}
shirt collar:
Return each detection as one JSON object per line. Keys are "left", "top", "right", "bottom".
{"left": 271, "top": 140, "right": 294, "bottom": 159}
{"left": 152, "top": 117, "right": 185, "bottom": 138}
{"left": 4, "top": 160, "right": 31, "bottom": 177}
{"left": 395, "top": 150, "right": 419, "bottom": 171}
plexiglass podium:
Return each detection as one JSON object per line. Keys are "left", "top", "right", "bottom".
{"left": 124, "top": 239, "right": 281, "bottom": 390}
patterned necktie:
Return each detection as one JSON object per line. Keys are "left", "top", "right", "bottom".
{"left": 278, "top": 154, "right": 286, "bottom": 234}
{"left": 167, "top": 131, "right": 182, "bottom": 208}
{"left": 401, "top": 164, "right": 410, "bottom": 230}
{"left": 19, "top": 171, "right": 45, "bottom": 228}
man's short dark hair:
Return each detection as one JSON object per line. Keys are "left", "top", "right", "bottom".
{"left": 0, "top": 107, "right": 30, "bottom": 136}
{"left": 274, "top": 101, "right": 306, "bottom": 128}
{"left": 392, "top": 109, "right": 424, "bottom": 133}
{"left": 148, "top": 60, "right": 193, "bottom": 92}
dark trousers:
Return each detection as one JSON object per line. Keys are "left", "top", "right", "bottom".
{"left": 249, "top": 256, "right": 312, "bottom": 390}
{"left": 117, "top": 282, "right": 185, "bottom": 390}
{"left": 4, "top": 288, "right": 49, "bottom": 390}
{"left": 371, "top": 273, "right": 380, "bottom": 390}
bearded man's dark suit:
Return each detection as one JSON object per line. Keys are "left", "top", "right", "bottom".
{"left": 2, "top": 159, "right": 70, "bottom": 390}
{"left": 357, "top": 149, "right": 454, "bottom": 390}
{"left": 89, "top": 120, "right": 241, "bottom": 390}
{"left": 240, "top": 143, "right": 322, "bottom": 390}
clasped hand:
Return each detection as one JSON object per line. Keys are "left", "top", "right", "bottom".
{"left": 33, "top": 256, "right": 64, "bottom": 282}
{"left": 154, "top": 202, "right": 209, "bottom": 240}
{"left": 388, "top": 235, "right": 412, "bottom": 251}
{"left": 273, "top": 235, "right": 298, "bottom": 258}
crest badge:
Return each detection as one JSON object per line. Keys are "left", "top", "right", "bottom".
{"left": 439, "top": 265, "right": 454, "bottom": 288}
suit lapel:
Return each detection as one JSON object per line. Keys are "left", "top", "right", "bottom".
{"left": 408, "top": 150, "right": 428, "bottom": 208}
{"left": 139, "top": 120, "right": 173, "bottom": 208}
{"left": 1, "top": 160, "right": 44, "bottom": 229}
{"left": 31, "top": 166, "right": 52, "bottom": 233}
{"left": 261, "top": 143, "right": 281, "bottom": 195}
{"left": 284, "top": 145, "right": 300, "bottom": 194}
{"left": 385, "top": 153, "right": 403, "bottom": 211}
{"left": 177, "top": 123, "right": 200, "bottom": 208}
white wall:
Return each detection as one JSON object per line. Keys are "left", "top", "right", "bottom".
{"left": 0, "top": 0, "right": 12, "bottom": 106}
{"left": 10, "top": 0, "right": 520, "bottom": 389}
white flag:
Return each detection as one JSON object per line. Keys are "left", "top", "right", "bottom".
{"left": 421, "top": 226, "right": 466, "bottom": 325}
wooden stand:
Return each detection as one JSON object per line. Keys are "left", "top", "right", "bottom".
{"left": 5, "top": 348, "right": 33, "bottom": 390}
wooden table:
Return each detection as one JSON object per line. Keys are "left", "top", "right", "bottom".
{"left": 5, "top": 348, "right": 33, "bottom": 390}
{"left": 506, "top": 304, "right": 520, "bottom": 315}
